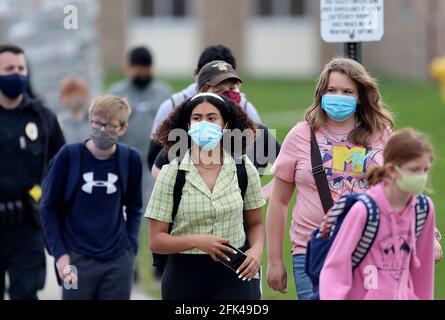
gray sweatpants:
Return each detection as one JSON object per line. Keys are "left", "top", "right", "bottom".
{"left": 62, "top": 248, "right": 135, "bottom": 300}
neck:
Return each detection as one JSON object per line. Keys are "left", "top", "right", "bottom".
{"left": 325, "top": 115, "right": 356, "bottom": 129}
{"left": 192, "top": 145, "right": 223, "bottom": 166}
{"left": 86, "top": 139, "right": 116, "bottom": 160}
{"left": 0, "top": 92, "right": 23, "bottom": 110}
{"left": 384, "top": 180, "right": 412, "bottom": 213}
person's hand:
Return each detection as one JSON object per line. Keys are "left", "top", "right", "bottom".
{"left": 194, "top": 235, "right": 236, "bottom": 262}
{"left": 434, "top": 239, "right": 443, "bottom": 264}
{"left": 56, "top": 254, "right": 77, "bottom": 284}
{"left": 237, "top": 245, "right": 263, "bottom": 281}
{"left": 267, "top": 260, "right": 287, "bottom": 293}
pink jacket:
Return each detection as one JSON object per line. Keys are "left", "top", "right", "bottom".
{"left": 320, "top": 182, "right": 435, "bottom": 300}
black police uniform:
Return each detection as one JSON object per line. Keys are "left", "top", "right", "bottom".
{"left": 0, "top": 94, "right": 65, "bottom": 300}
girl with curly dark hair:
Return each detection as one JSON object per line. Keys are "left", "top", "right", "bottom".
{"left": 145, "top": 92, "right": 266, "bottom": 300}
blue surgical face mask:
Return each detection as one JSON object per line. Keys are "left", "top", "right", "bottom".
{"left": 0, "top": 73, "right": 28, "bottom": 99}
{"left": 321, "top": 94, "right": 357, "bottom": 122}
{"left": 187, "top": 121, "right": 224, "bottom": 151}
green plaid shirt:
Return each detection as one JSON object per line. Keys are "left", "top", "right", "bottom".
{"left": 145, "top": 150, "right": 265, "bottom": 254}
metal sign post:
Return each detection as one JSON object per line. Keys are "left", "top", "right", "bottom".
{"left": 344, "top": 42, "right": 362, "bottom": 63}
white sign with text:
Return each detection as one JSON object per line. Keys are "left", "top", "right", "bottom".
{"left": 321, "top": 0, "right": 384, "bottom": 43}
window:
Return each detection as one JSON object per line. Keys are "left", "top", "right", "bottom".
{"left": 256, "top": 0, "right": 306, "bottom": 17}
{"left": 139, "top": 0, "right": 191, "bottom": 18}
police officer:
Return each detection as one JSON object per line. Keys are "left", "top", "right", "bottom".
{"left": 0, "top": 44, "right": 65, "bottom": 300}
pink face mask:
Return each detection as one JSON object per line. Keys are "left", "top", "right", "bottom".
{"left": 223, "top": 90, "right": 241, "bottom": 105}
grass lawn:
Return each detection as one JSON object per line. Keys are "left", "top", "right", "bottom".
{"left": 106, "top": 74, "right": 445, "bottom": 300}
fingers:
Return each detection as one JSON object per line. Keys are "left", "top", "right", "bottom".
{"left": 269, "top": 278, "right": 287, "bottom": 293}
{"left": 220, "top": 244, "right": 237, "bottom": 255}
{"left": 238, "top": 256, "right": 260, "bottom": 281}
{"left": 266, "top": 269, "right": 287, "bottom": 293}
{"left": 209, "top": 252, "right": 218, "bottom": 262}
{"left": 64, "top": 272, "right": 78, "bottom": 285}
{"left": 214, "top": 248, "right": 230, "bottom": 262}
{"left": 267, "top": 279, "right": 283, "bottom": 292}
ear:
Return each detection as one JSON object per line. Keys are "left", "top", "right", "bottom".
{"left": 124, "top": 64, "right": 134, "bottom": 77}
{"left": 385, "top": 164, "right": 398, "bottom": 180}
{"left": 118, "top": 123, "right": 129, "bottom": 136}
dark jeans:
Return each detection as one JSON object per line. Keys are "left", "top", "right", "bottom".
{"left": 0, "top": 224, "right": 46, "bottom": 300}
{"left": 162, "top": 253, "right": 256, "bottom": 300}
{"left": 62, "top": 248, "right": 135, "bottom": 300}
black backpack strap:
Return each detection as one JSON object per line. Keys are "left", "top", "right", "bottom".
{"left": 236, "top": 157, "right": 250, "bottom": 251}
{"left": 64, "top": 143, "right": 83, "bottom": 207}
{"left": 310, "top": 126, "right": 334, "bottom": 214}
{"left": 236, "top": 158, "right": 248, "bottom": 201}
{"left": 117, "top": 143, "right": 130, "bottom": 201}
{"left": 171, "top": 161, "right": 186, "bottom": 231}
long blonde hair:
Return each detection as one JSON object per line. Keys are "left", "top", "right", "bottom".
{"left": 305, "top": 58, "right": 394, "bottom": 148}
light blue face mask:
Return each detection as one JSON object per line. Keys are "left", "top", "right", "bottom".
{"left": 321, "top": 94, "right": 358, "bottom": 122}
{"left": 187, "top": 121, "right": 224, "bottom": 151}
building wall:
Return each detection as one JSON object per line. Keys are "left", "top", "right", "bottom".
{"left": 126, "top": 0, "right": 320, "bottom": 78}
{"left": 128, "top": 19, "right": 199, "bottom": 77}
{"left": 197, "top": 0, "right": 249, "bottom": 73}
{"left": 98, "top": 0, "right": 127, "bottom": 74}
{"left": 245, "top": 18, "right": 319, "bottom": 78}
{"left": 89, "top": 0, "right": 445, "bottom": 80}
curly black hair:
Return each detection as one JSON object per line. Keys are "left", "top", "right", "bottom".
{"left": 154, "top": 94, "right": 256, "bottom": 156}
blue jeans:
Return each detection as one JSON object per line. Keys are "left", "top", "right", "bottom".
{"left": 292, "top": 254, "right": 313, "bottom": 300}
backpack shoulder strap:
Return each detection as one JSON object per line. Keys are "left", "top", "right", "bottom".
{"left": 236, "top": 158, "right": 248, "bottom": 200}
{"left": 64, "top": 143, "right": 83, "bottom": 206}
{"left": 117, "top": 143, "right": 130, "bottom": 200}
{"left": 172, "top": 161, "right": 186, "bottom": 222}
{"left": 351, "top": 194, "right": 380, "bottom": 269}
{"left": 414, "top": 194, "right": 430, "bottom": 239}
{"left": 310, "top": 126, "right": 334, "bottom": 214}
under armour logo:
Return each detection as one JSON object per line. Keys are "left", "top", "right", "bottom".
{"left": 82, "top": 172, "right": 118, "bottom": 194}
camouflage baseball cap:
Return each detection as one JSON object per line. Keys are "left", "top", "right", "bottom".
{"left": 197, "top": 60, "right": 242, "bottom": 90}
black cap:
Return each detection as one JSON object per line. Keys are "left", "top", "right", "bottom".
{"left": 197, "top": 60, "right": 242, "bottom": 90}
{"left": 128, "top": 46, "right": 152, "bottom": 66}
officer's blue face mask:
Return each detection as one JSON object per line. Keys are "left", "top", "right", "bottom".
{"left": 0, "top": 73, "right": 28, "bottom": 99}
{"left": 321, "top": 94, "right": 358, "bottom": 122}
{"left": 188, "top": 121, "right": 225, "bottom": 151}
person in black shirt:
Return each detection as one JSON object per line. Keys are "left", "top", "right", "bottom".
{"left": 0, "top": 44, "right": 65, "bottom": 300}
